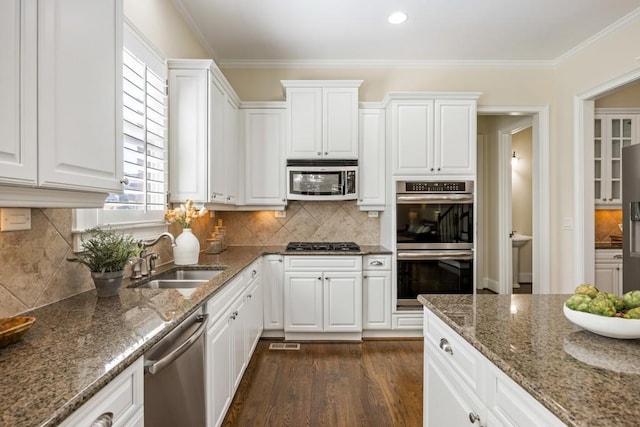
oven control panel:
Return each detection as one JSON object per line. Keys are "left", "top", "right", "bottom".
{"left": 399, "top": 181, "right": 472, "bottom": 193}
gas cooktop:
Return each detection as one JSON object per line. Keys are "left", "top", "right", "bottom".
{"left": 286, "top": 242, "right": 361, "bottom": 252}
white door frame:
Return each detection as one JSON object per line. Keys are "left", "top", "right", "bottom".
{"left": 498, "top": 120, "right": 533, "bottom": 294}
{"left": 478, "top": 105, "right": 551, "bottom": 294}
{"left": 574, "top": 68, "right": 640, "bottom": 284}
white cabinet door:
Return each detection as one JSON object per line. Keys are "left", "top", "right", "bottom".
{"left": 209, "top": 75, "right": 227, "bottom": 202}
{"left": 595, "top": 261, "right": 623, "bottom": 295}
{"left": 243, "top": 109, "right": 286, "bottom": 205}
{"left": 168, "top": 68, "right": 208, "bottom": 202}
{"left": 223, "top": 96, "right": 238, "bottom": 204}
{"left": 230, "top": 296, "right": 247, "bottom": 392}
{"left": 263, "top": 255, "right": 285, "bottom": 330}
{"left": 245, "top": 279, "right": 263, "bottom": 356}
{"left": 206, "top": 314, "right": 232, "bottom": 427}
{"left": 391, "top": 100, "right": 434, "bottom": 175}
{"left": 38, "top": 0, "right": 122, "bottom": 192}
{"left": 435, "top": 100, "right": 476, "bottom": 176}
{"left": 358, "top": 108, "right": 386, "bottom": 210}
{"left": 363, "top": 271, "right": 391, "bottom": 329}
{"left": 0, "top": 0, "right": 37, "bottom": 186}
{"left": 323, "top": 87, "right": 359, "bottom": 159}
{"left": 425, "top": 345, "right": 486, "bottom": 427}
{"left": 284, "top": 272, "right": 323, "bottom": 332}
{"left": 286, "top": 87, "right": 323, "bottom": 159}
{"left": 323, "top": 272, "right": 362, "bottom": 332}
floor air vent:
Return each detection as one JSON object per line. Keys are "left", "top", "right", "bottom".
{"left": 269, "top": 342, "right": 300, "bottom": 351}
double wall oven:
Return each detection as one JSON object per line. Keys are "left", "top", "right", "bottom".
{"left": 396, "top": 181, "right": 474, "bottom": 307}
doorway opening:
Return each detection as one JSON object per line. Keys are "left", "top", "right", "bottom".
{"left": 477, "top": 106, "right": 550, "bottom": 295}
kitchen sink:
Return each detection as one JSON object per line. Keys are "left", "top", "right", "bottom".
{"left": 152, "top": 269, "right": 224, "bottom": 281}
{"left": 134, "top": 268, "right": 225, "bottom": 289}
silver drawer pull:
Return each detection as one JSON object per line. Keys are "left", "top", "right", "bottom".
{"left": 439, "top": 338, "right": 453, "bottom": 355}
{"left": 91, "top": 412, "right": 114, "bottom": 427}
{"left": 614, "top": 254, "right": 623, "bottom": 259}
{"left": 370, "top": 260, "right": 383, "bottom": 266}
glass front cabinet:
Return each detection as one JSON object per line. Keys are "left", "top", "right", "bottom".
{"left": 594, "top": 113, "right": 639, "bottom": 207}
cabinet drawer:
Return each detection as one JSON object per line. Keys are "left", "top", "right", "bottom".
{"left": 363, "top": 255, "right": 391, "bottom": 271}
{"left": 285, "top": 256, "right": 362, "bottom": 271}
{"left": 486, "top": 364, "right": 564, "bottom": 427}
{"left": 206, "top": 272, "right": 246, "bottom": 325}
{"left": 392, "top": 313, "right": 423, "bottom": 329}
{"left": 60, "top": 358, "right": 143, "bottom": 427}
{"left": 424, "top": 310, "right": 481, "bottom": 393}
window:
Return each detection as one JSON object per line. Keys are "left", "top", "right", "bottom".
{"left": 73, "top": 22, "right": 168, "bottom": 245}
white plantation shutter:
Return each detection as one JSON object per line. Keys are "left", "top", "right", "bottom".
{"left": 103, "top": 24, "right": 168, "bottom": 216}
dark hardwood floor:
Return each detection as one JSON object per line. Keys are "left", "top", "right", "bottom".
{"left": 223, "top": 339, "right": 423, "bottom": 427}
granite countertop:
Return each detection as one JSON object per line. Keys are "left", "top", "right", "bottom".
{"left": 419, "top": 294, "right": 640, "bottom": 427}
{"left": 0, "top": 244, "right": 391, "bottom": 427}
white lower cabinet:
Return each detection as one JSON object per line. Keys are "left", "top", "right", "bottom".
{"left": 363, "top": 255, "right": 392, "bottom": 329}
{"left": 284, "top": 256, "right": 362, "bottom": 339}
{"left": 205, "top": 259, "right": 264, "bottom": 427}
{"left": 263, "top": 254, "right": 285, "bottom": 331}
{"left": 60, "top": 358, "right": 144, "bottom": 427}
{"left": 425, "top": 347, "right": 485, "bottom": 427}
{"left": 594, "top": 250, "right": 623, "bottom": 295}
{"left": 424, "top": 309, "right": 563, "bottom": 427}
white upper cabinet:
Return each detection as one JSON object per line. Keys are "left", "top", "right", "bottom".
{"left": 242, "top": 107, "right": 286, "bottom": 206}
{"left": 168, "top": 59, "right": 240, "bottom": 205}
{"left": 358, "top": 107, "right": 386, "bottom": 210}
{"left": 0, "top": 0, "right": 123, "bottom": 207}
{"left": 594, "top": 111, "right": 640, "bottom": 207}
{"left": 282, "top": 80, "right": 362, "bottom": 159}
{"left": 0, "top": 0, "right": 36, "bottom": 186}
{"left": 388, "top": 93, "right": 479, "bottom": 178}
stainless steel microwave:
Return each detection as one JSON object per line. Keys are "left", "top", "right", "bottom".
{"left": 286, "top": 160, "right": 358, "bottom": 201}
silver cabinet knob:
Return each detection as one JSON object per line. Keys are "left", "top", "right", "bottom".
{"left": 468, "top": 412, "right": 481, "bottom": 424}
{"left": 324, "top": 152, "right": 328, "bottom": 155}
{"left": 119, "top": 177, "right": 129, "bottom": 185}
{"left": 317, "top": 152, "right": 322, "bottom": 156}
{"left": 439, "top": 338, "right": 453, "bottom": 355}
{"left": 430, "top": 167, "right": 434, "bottom": 172}
{"left": 370, "top": 260, "right": 383, "bottom": 266}
{"left": 437, "top": 167, "right": 441, "bottom": 171}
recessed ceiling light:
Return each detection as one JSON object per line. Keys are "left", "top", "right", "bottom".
{"left": 388, "top": 11, "right": 408, "bottom": 25}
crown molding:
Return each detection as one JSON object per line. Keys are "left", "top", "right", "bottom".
{"left": 171, "top": 0, "right": 219, "bottom": 60}
{"left": 218, "top": 58, "right": 557, "bottom": 70}
{"left": 555, "top": 6, "right": 640, "bottom": 65}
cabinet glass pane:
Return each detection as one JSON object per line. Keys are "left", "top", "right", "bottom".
{"left": 612, "top": 181, "right": 621, "bottom": 200}
{"left": 623, "top": 119, "right": 632, "bottom": 138}
{"left": 594, "top": 160, "right": 601, "bottom": 179}
{"left": 594, "top": 140, "right": 601, "bottom": 158}
{"left": 595, "top": 181, "right": 601, "bottom": 200}
{"left": 594, "top": 119, "right": 601, "bottom": 138}
{"left": 611, "top": 159, "right": 620, "bottom": 179}
{"left": 623, "top": 140, "right": 632, "bottom": 148}
{"left": 612, "top": 119, "right": 620, "bottom": 138}
{"left": 611, "top": 140, "right": 620, "bottom": 158}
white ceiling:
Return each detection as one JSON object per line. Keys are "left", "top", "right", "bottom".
{"left": 174, "top": 0, "right": 640, "bottom": 66}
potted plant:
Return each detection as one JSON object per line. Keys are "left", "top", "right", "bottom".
{"left": 68, "top": 227, "right": 142, "bottom": 297}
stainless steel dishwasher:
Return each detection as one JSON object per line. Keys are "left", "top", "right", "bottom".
{"left": 144, "top": 307, "right": 208, "bottom": 427}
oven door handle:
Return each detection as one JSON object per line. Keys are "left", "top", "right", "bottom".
{"left": 397, "top": 251, "right": 474, "bottom": 261}
{"left": 396, "top": 194, "right": 474, "bottom": 204}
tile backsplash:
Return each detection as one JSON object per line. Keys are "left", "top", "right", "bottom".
{"left": 595, "top": 209, "right": 623, "bottom": 243}
{"left": 0, "top": 201, "right": 380, "bottom": 317}
{"left": 216, "top": 201, "right": 380, "bottom": 246}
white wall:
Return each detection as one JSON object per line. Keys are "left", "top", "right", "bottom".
{"left": 512, "top": 127, "right": 533, "bottom": 279}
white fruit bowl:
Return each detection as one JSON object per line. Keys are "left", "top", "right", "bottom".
{"left": 563, "top": 305, "right": 640, "bottom": 339}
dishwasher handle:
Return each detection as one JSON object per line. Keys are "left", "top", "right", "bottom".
{"left": 145, "top": 313, "right": 208, "bottom": 375}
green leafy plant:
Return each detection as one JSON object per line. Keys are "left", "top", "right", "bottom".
{"left": 67, "top": 227, "right": 141, "bottom": 273}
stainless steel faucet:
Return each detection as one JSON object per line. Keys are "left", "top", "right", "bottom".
{"left": 132, "top": 233, "right": 177, "bottom": 279}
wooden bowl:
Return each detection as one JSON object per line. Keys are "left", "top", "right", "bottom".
{"left": 0, "top": 316, "right": 36, "bottom": 348}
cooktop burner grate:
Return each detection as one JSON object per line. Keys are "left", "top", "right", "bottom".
{"left": 286, "top": 242, "right": 361, "bottom": 252}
